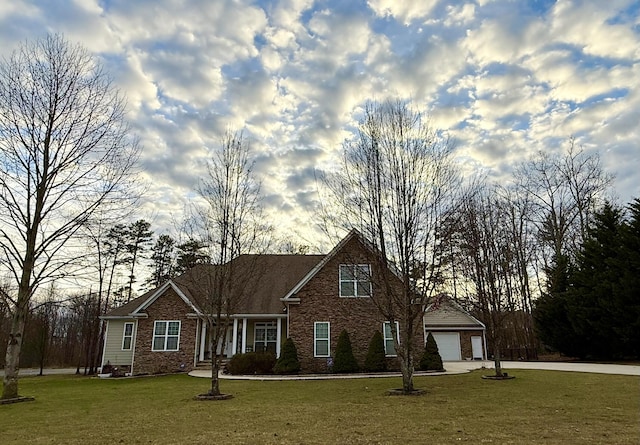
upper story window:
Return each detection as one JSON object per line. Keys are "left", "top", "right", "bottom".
{"left": 152, "top": 320, "right": 180, "bottom": 351}
{"left": 339, "top": 264, "right": 372, "bottom": 297}
{"left": 122, "top": 322, "right": 134, "bottom": 350}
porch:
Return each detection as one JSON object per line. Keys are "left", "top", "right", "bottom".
{"left": 196, "top": 315, "right": 287, "bottom": 363}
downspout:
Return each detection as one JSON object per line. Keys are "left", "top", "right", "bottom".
{"left": 193, "top": 318, "right": 200, "bottom": 368}
{"left": 130, "top": 321, "right": 137, "bottom": 375}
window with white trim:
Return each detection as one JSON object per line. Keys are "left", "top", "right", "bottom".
{"left": 339, "top": 264, "right": 372, "bottom": 297}
{"left": 122, "top": 322, "right": 134, "bottom": 350}
{"left": 314, "top": 322, "right": 330, "bottom": 357}
{"left": 254, "top": 322, "right": 277, "bottom": 353}
{"left": 383, "top": 321, "right": 400, "bottom": 356}
{"left": 152, "top": 320, "right": 180, "bottom": 351}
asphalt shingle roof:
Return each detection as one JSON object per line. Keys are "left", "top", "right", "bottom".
{"left": 104, "top": 254, "right": 325, "bottom": 317}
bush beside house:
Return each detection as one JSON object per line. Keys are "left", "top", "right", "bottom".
{"left": 420, "top": 332, "right": 444, "bottom": 371}
{"left": 333, "top": 330, "right": 359, "bottom": 373}
{"left": 227, "top": 352, "right": 276, "bottom": 375}
{"left": 364, "top": 331, "right": 387, "bottom": 372}
{"left": 273, "top": 338, "right": 301, "bottom": 374}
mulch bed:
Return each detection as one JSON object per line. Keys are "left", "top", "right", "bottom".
{"left": 386, "top": 388, "right": 427, "bottom": 396}
{"left": 0, "top": 396, "right": 35, "bottom": 405}
{"left": 193, "top": 393, "right": 234, "bottom": 401}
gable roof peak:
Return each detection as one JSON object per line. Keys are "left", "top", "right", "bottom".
{"left": 281, "top": 228, "right": 375, "bottom": 301}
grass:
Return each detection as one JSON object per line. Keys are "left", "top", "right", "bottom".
{"left": 1, "top": 369, "right": 638, "bottom": 444}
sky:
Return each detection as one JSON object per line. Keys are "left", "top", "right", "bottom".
{"left": 1, "top": 0, "right": 638, "bottom": 250}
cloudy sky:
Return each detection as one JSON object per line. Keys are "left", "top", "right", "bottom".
{"left": 1, "top": 0, "right": 638, "bottom": 248}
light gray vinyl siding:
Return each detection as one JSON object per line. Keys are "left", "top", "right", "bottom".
{"left": 102, "top": 319, "right": 136, "bottom": 367}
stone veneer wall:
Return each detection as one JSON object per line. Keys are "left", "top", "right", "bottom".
{"left": 133, "top": 288, "right": 197, "bottom": 375}
{"left": 288, "top": 236, "right": 423, "bottom": 373}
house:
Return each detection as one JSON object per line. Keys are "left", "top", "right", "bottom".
{"left": 100, "top": 230, "right": 486, "bottom": 375}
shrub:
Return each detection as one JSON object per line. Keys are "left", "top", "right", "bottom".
{"left": 419, "top": 332, "right": 444, "bottom": 371}
{"left": 364, "top": 331, "right": 387, "bottom": 372}
{"left": 333, "top": 329, "right": 359, "bottom": 373}
{"left": 273, "top": 337, "right": 301, "bottom": 374}
{"left": 226, "top": 352, "right": 276, "bottom": 375}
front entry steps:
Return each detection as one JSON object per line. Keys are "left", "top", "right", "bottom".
{"left": 194, "top": 359, "right": 230, "bottom": 373}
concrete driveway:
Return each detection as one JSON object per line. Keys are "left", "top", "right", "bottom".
{"left": 188, "top": 360, "right": 640, "bottom": 379}
{"left": 484, "top": 360, "right": 640, "bottom": 376}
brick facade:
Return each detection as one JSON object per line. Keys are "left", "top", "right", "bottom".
{"left": 288, "top": 235, "right": 422, "bottom": 372}
{"left": 132, "top": 289, "right": 197, "bottom": 375}
{"left": 460, "top": 330, "right": 485, "bottom": 360}
{"left": 105, "top": 230, "right": 486, "bottom": 375}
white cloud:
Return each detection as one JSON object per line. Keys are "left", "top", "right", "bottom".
{"left": 0, "top": 0, "right": 638, "bottom": 244}
{"left": 367, "top": 0, "right": 439, "bottom": 25}
{"left": 444, "top": 3, "right": 476, "bottom": 27}
{"left": 550, "top": 0, "right": 640, "bottom": 60}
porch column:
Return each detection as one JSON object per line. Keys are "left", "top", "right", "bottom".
{"left": 241, "top": 318, "right": 248, "bottom": 353}
{"left": 276, "top": 318, "right": 282, "bottom": 358}
{"left": 199, "top": 321, "right": 207, "bottom": 362}
{"left": 231, "top": 318, "right": 238, "bottom": 356}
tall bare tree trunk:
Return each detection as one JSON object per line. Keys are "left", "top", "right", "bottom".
{"left": 2, "top": 309, "right": 26, "bottom": 399}
{"left": 398, "top": 351, "right": 414, "bottom": 393}
{"left": 208, "top": 320, "right": 221, "bottom": 396}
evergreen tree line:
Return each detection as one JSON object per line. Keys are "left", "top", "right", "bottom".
{"left": 534, "top": 200, "right": 640, "bottom": 360}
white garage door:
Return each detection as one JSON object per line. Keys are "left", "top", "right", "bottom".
{"left": 432, "top": 332, "right": 461, "bottom": 361}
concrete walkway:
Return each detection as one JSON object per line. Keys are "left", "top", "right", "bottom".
{"left": 187, "top": 360, "right": 640, "bottom": 380}
{"left": 3, "top": 361, "right": 637, "bottom": 379}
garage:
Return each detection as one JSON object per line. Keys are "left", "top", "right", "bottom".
{"left": 431, "top": 332, "right": 462, "bottom": 361}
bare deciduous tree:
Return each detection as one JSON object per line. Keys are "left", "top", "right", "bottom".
{"left": 322, "top": 100, "right": 462, "bottom": 393}
{"left": 190, "top": 131, "right": 270, "bottom": 397}
{"left": 454, "top": 185, "right": 527, "bottom": 376}
{"left": 515, "top": 139, "right": 613, "bottom": 265}
{"left": 0, "top": 34, "right": 139, "bottom": 400}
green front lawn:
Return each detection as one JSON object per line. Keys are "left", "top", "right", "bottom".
{"left": 1, "top": 369, "right": 638, "bottom": 444}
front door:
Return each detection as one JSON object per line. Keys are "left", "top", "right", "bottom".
{"left": 254, "top": 322, "right": 277, "bottom": 354}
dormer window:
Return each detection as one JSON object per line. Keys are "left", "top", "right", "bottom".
{"left": 339, "top": 264, "right": 372, "bottom": 297}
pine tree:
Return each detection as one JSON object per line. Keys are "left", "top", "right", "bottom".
{"left": 419, "top": 332, "right": 444, "bottom": 371}
{"left": 174, "top": 239, "right": 210, "bottom": 275}
{"left": 333, "top": 329, "right": 359, "bottom": 373}
{"left": 533, "top": 254, "right": 585, "bottom": 357}
{"left": 567, "top": 203, "right": 623, "bottom": 359}
{"left": 616, "top": 199, "right": 640, "bottom": 358}
{"left": 147, "top": 234, "right": 176, "bottom": 288}
{"left": 123, "top": 220, "right": 153, "bottom": 302}
{"left": 364, "top": 331, "right": 387, "bottom": 372}
{"left": 273, "top": 338, "right": 301, "bottom": 374}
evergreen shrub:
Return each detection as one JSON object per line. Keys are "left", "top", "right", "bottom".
{"left": 364, "top": 331, "right": 387, "bottom": 372}
{"left": 226, "top": 352, "right": 276, "bottom": 375}
{"left": 273, "top": 337, "right": 301, "bottom": 374}
{"left": 333, "top": 329, "right": 359, "bottom": 373}
{"left": 419, "top": 332, "right": 444, "bottom": 371}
